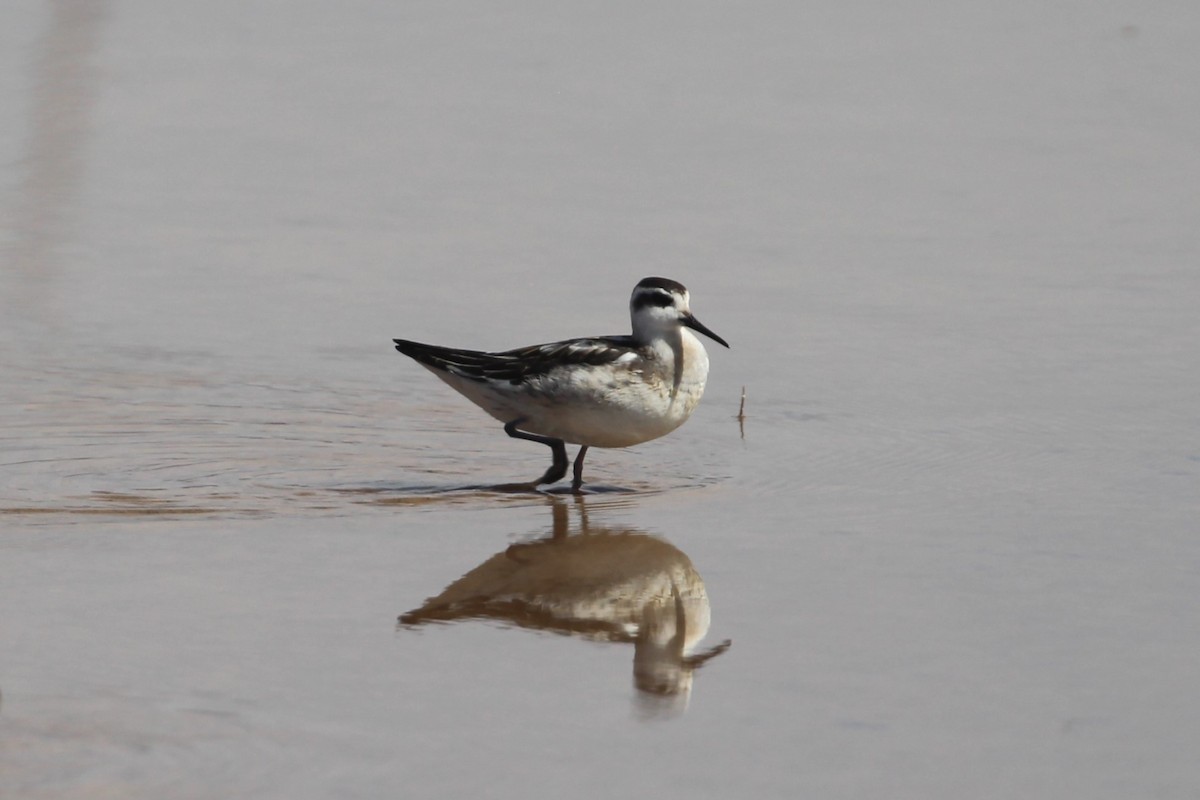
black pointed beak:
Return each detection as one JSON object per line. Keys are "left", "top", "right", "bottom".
{"left": 683, "top": 314, "right": 730, "bottom": 348}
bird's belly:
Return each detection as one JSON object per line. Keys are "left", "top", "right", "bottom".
{"left": 424, "top": 353, "right": 710, "bottom": 448}
{"left": 517, "top": 373, "right": 707, "bottom": 448}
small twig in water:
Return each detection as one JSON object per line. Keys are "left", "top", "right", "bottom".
{"left": 736, "top": 386, "right": 746, "bottom": 440}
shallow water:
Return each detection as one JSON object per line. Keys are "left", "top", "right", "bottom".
{"left": 4, "top": 2, "right": 1200, "bottom": 798}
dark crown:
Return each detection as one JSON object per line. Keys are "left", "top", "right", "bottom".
{"left": 635, "top": 276, "right": 688, "bottom": 295}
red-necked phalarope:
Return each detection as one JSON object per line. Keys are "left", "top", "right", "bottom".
{"left": 393, "top": 277, "right": 729, "bottom": 491}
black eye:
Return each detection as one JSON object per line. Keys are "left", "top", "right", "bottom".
{"left": 633, "top": 290, "right": 675, "bottom": 310}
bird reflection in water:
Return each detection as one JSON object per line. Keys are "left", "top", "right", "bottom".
{"left": 399, "top": 497, "right": 731, "bottom": 715}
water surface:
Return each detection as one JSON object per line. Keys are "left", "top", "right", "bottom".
{"left": 3, "top": 2, "right": 1199, "bottom": 798}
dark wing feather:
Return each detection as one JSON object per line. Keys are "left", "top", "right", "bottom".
{"left": 394, "top": 336, "right": 637, "bottom": 384}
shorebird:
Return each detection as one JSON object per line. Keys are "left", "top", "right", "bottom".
{"left": 393, "top": 277, "right": 729, "bottom": 491}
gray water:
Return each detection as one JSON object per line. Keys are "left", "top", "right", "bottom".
{"left": 3, "top": 2, "right": 1199, "bottom": 798}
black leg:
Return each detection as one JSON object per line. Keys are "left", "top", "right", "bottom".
{"left": 571, "top": 445, "right": 589, "bottom": 492}
{"left": 504, "top": 420, "right": 568, "bottom": 486}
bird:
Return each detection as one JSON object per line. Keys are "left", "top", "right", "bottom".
{"left": 393, "top": 277, "right": 729, "bottom": 491}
